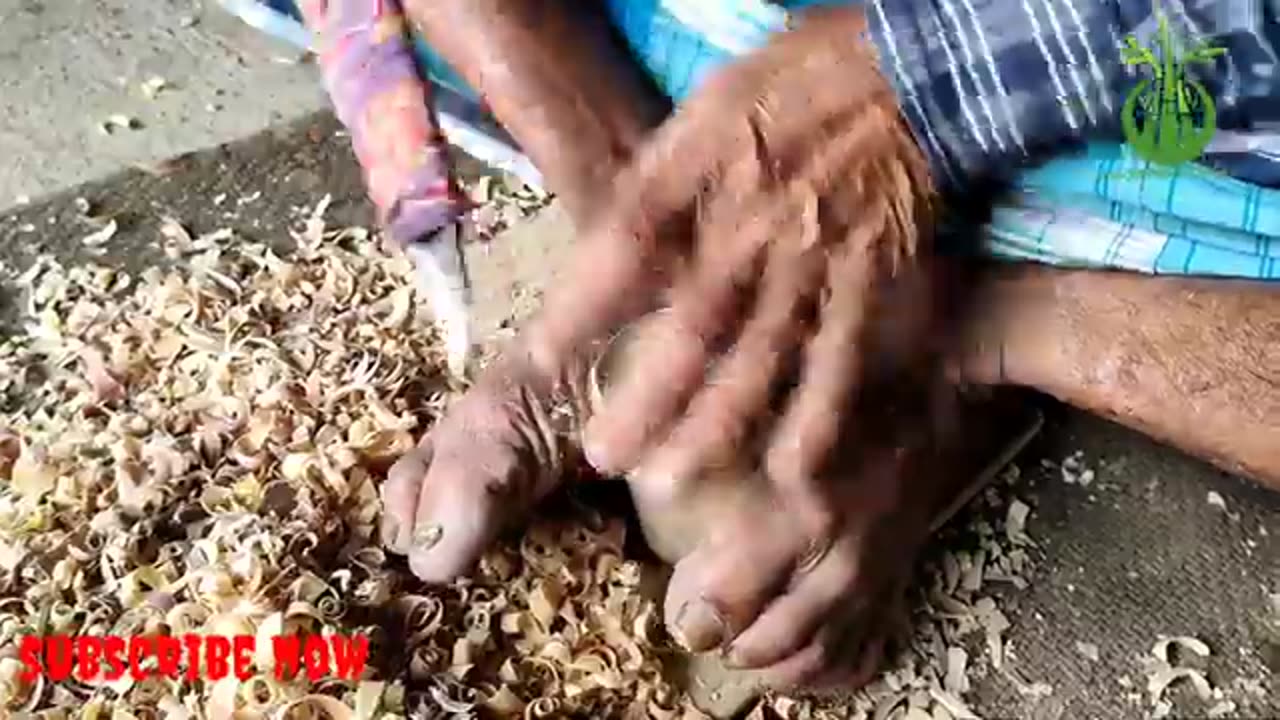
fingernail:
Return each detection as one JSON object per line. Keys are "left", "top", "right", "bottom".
{"left": 380, "top": 517, "right": 401, "bottom": 550}
{"left": 583, "top": 438, "right": 613, "bottom": 474}
{"left": 413, "top": 522, "right": 444, "bottom": 551}
{"left": 672, "top": 600, "right": 726, "bottom": 653}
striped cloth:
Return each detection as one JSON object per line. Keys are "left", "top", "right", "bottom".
{"left": 985, "top": 143, "right": 1280, "bottom": 278}
{"left": 235, "top": 0, "right": 1280, "bottom": 279}
{"left": 605, "top": 0, "right": 1280, "bottom": 189}
{"left": 604, "top": 0, "right": 1280, "bottom": 279}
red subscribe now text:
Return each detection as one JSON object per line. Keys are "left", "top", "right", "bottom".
{"left": 18, "top": 634, "right": 369, "bottom": 682}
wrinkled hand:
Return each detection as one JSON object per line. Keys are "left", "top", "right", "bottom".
{"left": 380, "top": 353, "right": 582, "bottom": 582}
{"left": 537, "top": 8, "right": 948, "bottom": 689}
{"left": 570, "top": 7, "right": 940, "bottom": 526}
{"left": 379, "top": 7, "right": 941, "bottom": 608}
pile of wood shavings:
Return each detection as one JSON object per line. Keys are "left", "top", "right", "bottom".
{"left": 0, "top": 197, "right": 702, "bottom": 720}
{"left": 0, "top": 191, "right": 1060, "bottom": 720}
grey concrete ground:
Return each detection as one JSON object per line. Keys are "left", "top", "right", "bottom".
{"left": 0, "top": 3, "right": 1275, "bottom": 718}
{"left": 1, "top": 0, "right": 323, "bottom": 211}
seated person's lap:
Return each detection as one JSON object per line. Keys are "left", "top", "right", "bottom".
{"left": 266, "top": 0, "right": 1280, "bottom": 281}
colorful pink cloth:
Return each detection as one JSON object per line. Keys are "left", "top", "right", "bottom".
{"left": 298, "top": 0, "right": 467, "bottom": 246}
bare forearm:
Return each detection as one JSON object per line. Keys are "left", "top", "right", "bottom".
{"left": 988, "top": 268, "right": 1280, "bottom": 488}
{"left": 403, "top": 0, "right": 667, "bottom": 222}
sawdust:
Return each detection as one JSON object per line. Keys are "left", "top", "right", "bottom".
{"left": 141, "top": 77, "right": 170, "bottom": 100}
{"left": 0, "top": 198, "right": 697, "bottom": 719}
{"left": 1056, "top": 452, "right": 1094, "bottom": 487}
{"left": 0, "top": 189, "right": 1161, "bottom": 720}
{"left": 1206, "top": 491, "right": 1227, "bottom": 511}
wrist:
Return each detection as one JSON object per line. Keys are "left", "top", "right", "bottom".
{"left": 947, "top": 264, "right": 1065, "bottom": 389}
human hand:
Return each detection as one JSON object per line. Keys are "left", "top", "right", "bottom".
{"left": 573, "top": 6, "right": 940, "bottom": 526}
{"left": 560, "top": 7, "right": 949, "bottom": 689}
{"left": 378, "top": 6, "right": 940, "bottom": 595}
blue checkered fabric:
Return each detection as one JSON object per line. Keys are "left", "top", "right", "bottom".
{"left": 606, "top": 0, "right": 1280, "bottom": 188}
{"left": 600, "top": 0, "right": 1280, "bottom": 279}
{"left": 985, "top": 142, "right": 1280, "bottom": 278}
{"left": 230, "top": 0, "right": 1280, "bottom": 279}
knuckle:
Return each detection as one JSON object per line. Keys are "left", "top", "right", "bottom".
{"left": 386, "top": 449, "right": 428, "bottom": 488}
{"left": 788, "top": 507, "right": 839, "bottom": 573}
{"left": 795, "top": 528, "right": 835, "bottom": 575}
{"left": 765, "top": 441, "right": 804, "bottom": 489}
{"left": 789, "top": 645, "right": 831, "bottom": 688}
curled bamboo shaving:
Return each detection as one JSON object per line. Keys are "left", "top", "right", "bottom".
{"left": 1, "top": 191, "right": 1067, "bottom": 720}
{"left": 1144, "top": 635, "right": 1216, "bottom": 713}
{"left": 0, "top": 198, "right": 702, "bottom": 719}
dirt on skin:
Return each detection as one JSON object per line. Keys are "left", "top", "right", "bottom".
{"left": 0, "top": 111, "right": 1275, "bottom": 719}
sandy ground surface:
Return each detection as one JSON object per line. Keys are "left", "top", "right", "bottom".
{"left": 0, "top": 0, "right": 323, "bottom": 211}
{"left": 0, "top": 112, "right": 1276, "bottom": 719}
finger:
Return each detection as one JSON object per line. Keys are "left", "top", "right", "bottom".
{"left": 581, "top": 301, "right": 714, "bottom": 477}
{"left": 406, "top": 428, "right": 534, "bottom": 583}
{"left": 381, "top": 443, "right": 433, "bottom": 554}
{"left": 635, "top": 205, "right": 824, "bottom": 489}
{"left": 724, "top": 534, "right": 862, "bottom": 670}
{"left": 756, "top": 606, "right": 871, "bottom": 692}
{"left": 766, "top": 223, "right": 887, "bottom": 524}
{"left": 520, "top": 210, "right": 670, "bottom": 381}
{"left": 755, "top": 632, "right": 834, "bottom": 692}
{"left": 520, "top": 84, "right": 757, "bottom": 381}
{"left": 663, "top": 513, "right": 800, "bottom": 653}
{"left": 582, "top": 199, "right": 781, "bottom": 476}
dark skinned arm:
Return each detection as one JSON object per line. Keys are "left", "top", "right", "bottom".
{"left": 403, "top": 0, "right": 669, "bottom": 223}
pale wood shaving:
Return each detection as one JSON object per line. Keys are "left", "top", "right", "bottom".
{"left": 1205, "top": 491, "right": 1227, "bottom": 511}
{"left": 1143, "top": 635, "right": 1217, "bottom": 715}
{"left": 98, "top": 116, "right": 140, "bottom": 136}
{"left": 0, "top": 199, "right": 701, "bottom": 719}
{"left": 1073, "top": 641, "right": 1100, "bottom": 663}
{"left": 141, "top": 77, "right": 170, "bottom": 99}
{"left": 81, "top": 219, "right": 118, "bottom": 248}
{"left": 0, "top": 188, "right": 1074, "bottom": 720}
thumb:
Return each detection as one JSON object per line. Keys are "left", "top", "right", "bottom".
{"left": 405, "top": 440, "right": 533, "bottom": 584}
